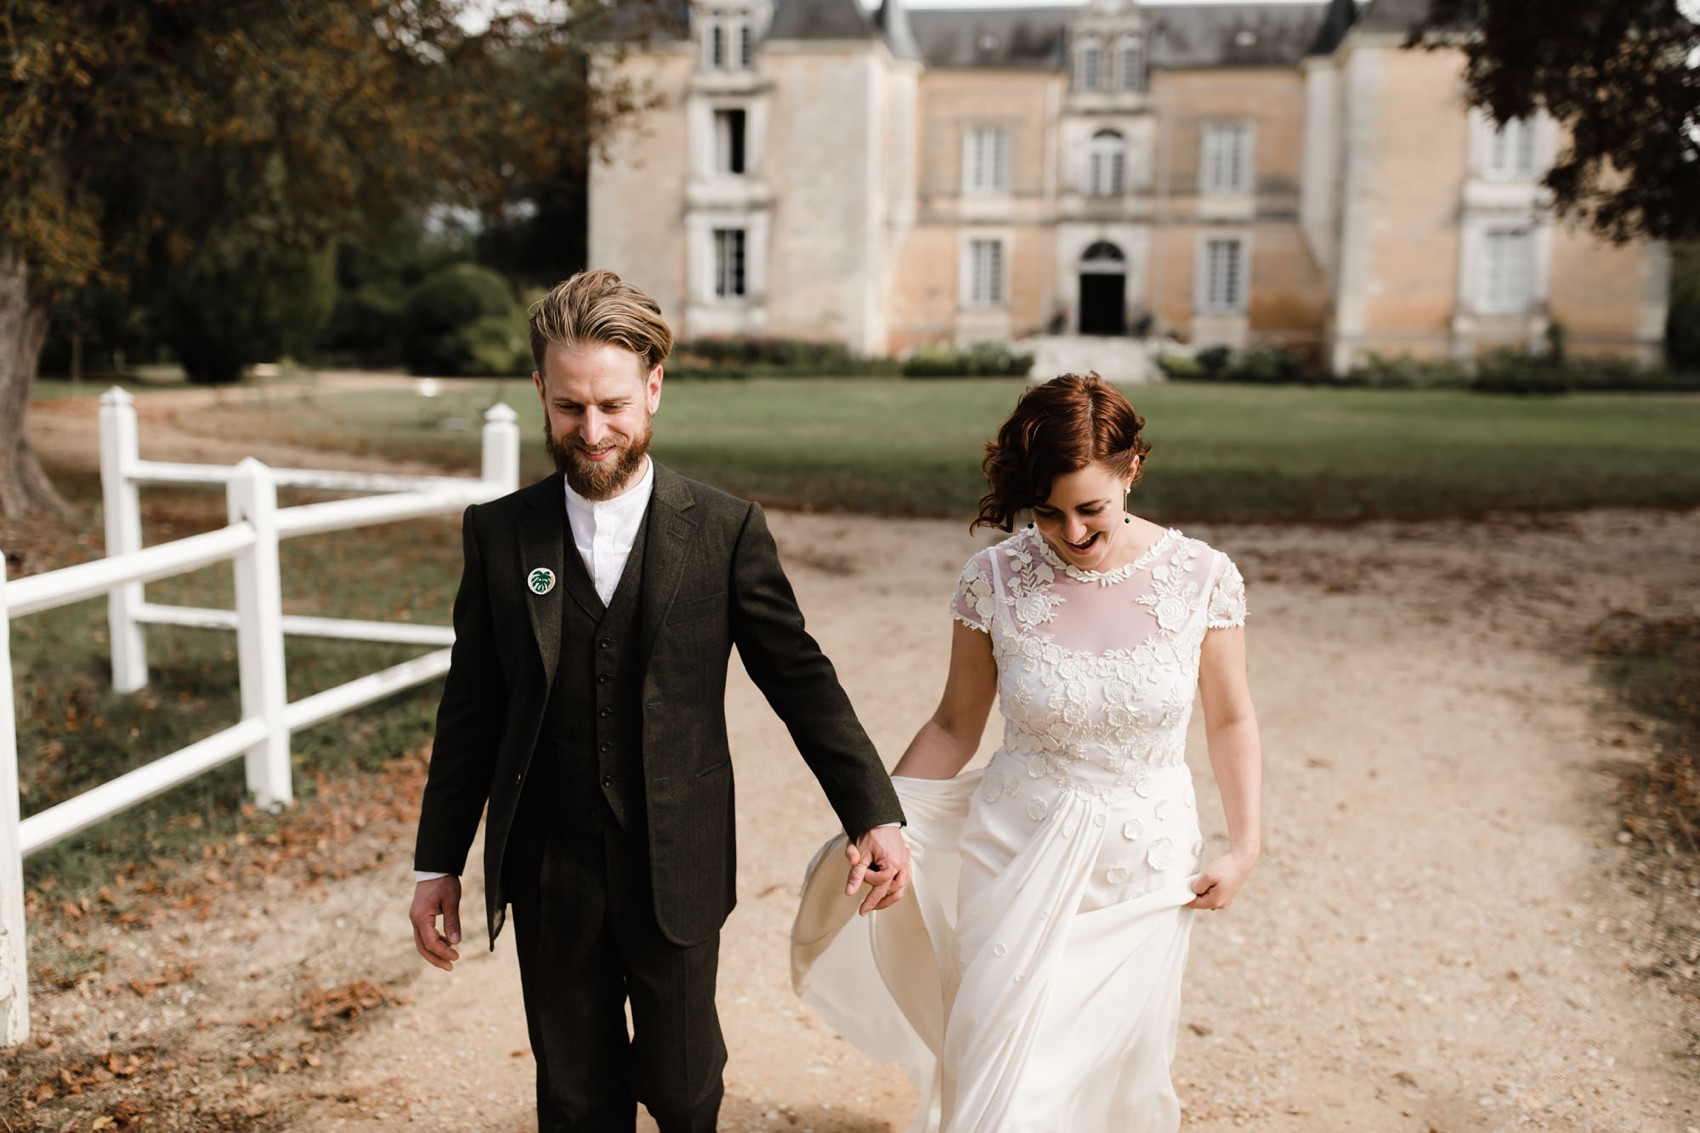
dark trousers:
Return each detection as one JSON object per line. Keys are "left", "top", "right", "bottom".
{"left": 507, "top": 817, "right": 726, "bottom": 1132}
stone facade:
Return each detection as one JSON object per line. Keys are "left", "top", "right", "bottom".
{"left": 589, "top": 0, "right": 1669, "bottom": 374}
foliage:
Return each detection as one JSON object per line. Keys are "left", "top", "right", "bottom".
{"left": 1158, "top": 344, "right": 1310, "bottom": 384}
{"left": 1155, "top": 353, "right": 1203, "bottom": 381}
{"left": 399, "top": 263, "right": 523, "bottom": 376}
{"left": 1342, "top": 352, "right": 1474, "bottom": 390}
{"left": 1412, "top": 0, "right": 1700, "bottom": 243}
{"left": 899, "top": 342, "right": 1034, "bottom": 379}
{"left": 0, "top": 0, "right": 644, "bottom": 515}
{"left": 668, "top": 337, "right": 902, "bottom": 379}
{"left": 316, "top": 213, "right": 471, "bottom": 368}
{"left": 153, "top": 243, "right": 338, "bottom": 384}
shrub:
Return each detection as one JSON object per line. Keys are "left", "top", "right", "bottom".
{"left": 900, "top": 342, "right": 1034, "bottom": 378}
{"left": 1158, "top": 343, "right": 1307, "bottom": 384}
{"left": 1155, "top": 352, "right": 1203, "bottom": 381}
{"left": 401, "top": 263, "right": 518, "bottom": 375}
{"left": 158, "top": 244, "right": 338, "bottom": 385}
{"left": 668, "top": 336, "right": 900, "bottom": 378}
{"left": 1234, "top": 343, "right": 1305, "bottom": 384}
{"left": 1471, "top": 348, "right": 1575, "bottom": 395}
{"left": 1194, "top": 345, "right": 1233, "bottom": 381}
{"left": 1342, "top": 352, "right": 1472, "bottom": 389}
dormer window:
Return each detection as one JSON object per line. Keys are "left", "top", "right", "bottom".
{"left": 701, "top": 9, "right": 756, "bottom": 72}
{"left": 1117, "top": 36, "right": 1145, "bottom": 93}
{"left": 1075, "top": 36, "right": 1102, "bottom": 92}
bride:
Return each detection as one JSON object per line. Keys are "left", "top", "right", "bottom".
{"left": 793, "top": 373, "right": 1263, "bottom": 1132}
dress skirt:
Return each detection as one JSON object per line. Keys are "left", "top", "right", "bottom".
{"left": 792, "top": 752, "right": 1203, "bottom": 1133}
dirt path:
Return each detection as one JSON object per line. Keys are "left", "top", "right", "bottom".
{"left": 9, "top": 382, "right": 1700, "bottom": 1131}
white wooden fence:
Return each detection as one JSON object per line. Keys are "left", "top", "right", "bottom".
{"left": 0, "top": 386, "right": 520, "bottom": 1045}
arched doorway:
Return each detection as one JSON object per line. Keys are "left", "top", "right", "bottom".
{"left": 1078, "top": 240, "right": 1127, "bottom": 336}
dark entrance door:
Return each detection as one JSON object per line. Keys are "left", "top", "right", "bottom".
{"left": 1079, "top": 272, "right": 1127, "bottom": 336}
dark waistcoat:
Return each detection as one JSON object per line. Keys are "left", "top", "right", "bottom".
{"left": 535, "top": 505, "right": 653, "bottom": 835}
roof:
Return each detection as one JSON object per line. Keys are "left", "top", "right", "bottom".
{"left": 908, "top": 2, "right": 1329, "bottom": 71}
{"left": 769, "top": 0, "right": 879, "bottom": 41}
{"left": 875, "top": 0, "right": 925, "bottom": 62}
{"left": 1307, "top": 0, "right": 1360, "bottom": 56}
{"left": 594, "top": 0, "right": 691, "bottom": 44}
{"left": 1356, "top": 0, "right": 1435, "bottom": 36}
{"left": 907, "top": 7, "right": 1070, "bottom": 69}
{"left": 1144, "top": 3, "right": 1331, "bottom": 68}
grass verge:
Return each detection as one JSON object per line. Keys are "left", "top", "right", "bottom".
{"left": 1593, "top": 614, "right": 1700, "bottom": 1051}
{"left": 177, "top": 378, "right": 1700, "bottom": 522}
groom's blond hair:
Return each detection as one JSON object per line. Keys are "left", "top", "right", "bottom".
{"left": 528, "top": 269, "right": 674, "bottom": 373}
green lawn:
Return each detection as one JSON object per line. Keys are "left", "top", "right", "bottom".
{"left": 190, "top": 378, "right": 1700, "bottom": 522}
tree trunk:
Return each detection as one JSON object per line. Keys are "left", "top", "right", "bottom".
{"left": 0, "top": 238, "right": 76, "bottom": 523}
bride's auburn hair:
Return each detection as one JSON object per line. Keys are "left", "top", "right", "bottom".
{"left": 973, "top": 372, "right": 1150, "bottom": 532}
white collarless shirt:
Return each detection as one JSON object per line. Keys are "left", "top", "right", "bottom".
{"left": 565, "top": 457, "right": 655, "bottom": 606}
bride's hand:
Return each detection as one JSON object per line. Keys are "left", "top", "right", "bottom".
{"left": 1185, "top": 848, "right": 1258, "bottom": 911}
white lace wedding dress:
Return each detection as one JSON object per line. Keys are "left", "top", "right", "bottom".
{"left": 792, "top": 526, "right": 1247, "bottom": 1133}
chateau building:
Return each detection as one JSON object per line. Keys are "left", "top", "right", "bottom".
{"left": 589, "top": 0, "right": 1670, "bottom": 374}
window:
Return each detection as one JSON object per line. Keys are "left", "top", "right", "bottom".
{"left": 1118, "top": 38, "right": 1144, "bottom": 92}
{"left": 713, "top": 109, "right": 747, "bottom": 175}
{"left": 966, "top": 239, "right": 1006, "bottom": 307}
{"left": 702, "top": 11, "right": 755, "bottom": 71}
{"left": 1201, "top": 122, "right": 1253, "bottom": 196}
{"left": 713, "top": 228, "right": 747, "bottom": 298}
{"left": 1075, "top": 37, "right": 1101, "bottom": 92}
{"left": 1479, "top": 229, "right": 1534, "bottom": 313}
{"left": 1088, "top": 129, "right": 1125, "bottom": 197}
{"left": 736, "top": 17, "right": 753, "bottom": 68}
{"left": 1485, "top": 118, "right": 1538, "bottom": 180}
{"left": 963, "top": 127, "right": 1011, "bottom": 195}
{"left": 1201, "top": 237, "right": 1247, "bottom": 314}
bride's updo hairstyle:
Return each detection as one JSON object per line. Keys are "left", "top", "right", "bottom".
{"left": 973, "top": 372, "right": 1149, "bottom": 532}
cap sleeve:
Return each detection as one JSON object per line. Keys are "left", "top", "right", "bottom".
{"left": 1207, "top": 555, "right": 1247, "bottom": 629}
{"left": 951, "top": 551, "right": 996, "bottom": 635}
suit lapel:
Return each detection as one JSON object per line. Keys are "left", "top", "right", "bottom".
{"left": 517, "top": 473, "right": 567, "bottom": 688}
{"left": 637, "top": 462, "right": 700, "bottom": 671}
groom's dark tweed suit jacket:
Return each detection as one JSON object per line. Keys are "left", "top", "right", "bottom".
{"left": 413, "top": 461, "right": 904, "bottom": 947}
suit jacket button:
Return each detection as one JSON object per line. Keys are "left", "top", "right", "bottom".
{"left": 602, "top": 774, "right": 615, "bottom": 788}
{"left": 599, "top": 741, "right": 613, "bottom": 753}
{"left": 597, "top": 673, "right": 612, "bottom": 684}
{"left": 599, "top": 706, "right": 613, "bottom": 718}
{"left": 599, "top": 637, "right": 613, "bottom": 650}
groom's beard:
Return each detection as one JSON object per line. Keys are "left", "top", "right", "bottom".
{"left": 545, "top": 415, "right": 653, "bottom": 500}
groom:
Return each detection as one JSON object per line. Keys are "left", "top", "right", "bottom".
{"left": 408, "top": 269, "right": 910, "bottom": 1131}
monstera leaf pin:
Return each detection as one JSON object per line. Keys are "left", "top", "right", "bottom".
{"left": 527, "top": 567, "right": 556, "bottom": 596}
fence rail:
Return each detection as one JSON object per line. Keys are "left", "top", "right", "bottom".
{"left": 0, "top": 385, "right": 521, "bottom": 1046}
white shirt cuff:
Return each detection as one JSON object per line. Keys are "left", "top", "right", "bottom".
{"left": 414, "top": 870, "right": 454, "bottom": 883}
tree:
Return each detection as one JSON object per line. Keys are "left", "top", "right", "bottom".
{"left": 0, "top": 0, "right": 641, "bottom": 520}
{"left": 1413, "top": 0, "right": 1700, "bottom": 243}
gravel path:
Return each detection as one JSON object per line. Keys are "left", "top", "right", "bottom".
{"left": 280, "top": 507, "right": 1700, "bottom": 1133}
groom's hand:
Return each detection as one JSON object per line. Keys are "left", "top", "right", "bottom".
{"left": 844, "top": 826, "right": 911, "bottom": 915}
{"left": 411, "top": 876, "right": 463, "bottom": 971}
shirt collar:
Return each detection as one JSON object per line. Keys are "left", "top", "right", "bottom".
{"left": 563, "top": 456, "right": 655, "bottom": 522}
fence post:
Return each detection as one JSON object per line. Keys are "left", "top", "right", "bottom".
{"left": 101, "top": 386, "right": 147, "bottom": 693}
{"left": 0, "top": 557, "right": 31, "bottom": 1045}
{"left": 227, "top": 459, "right": 292, "bottom": 810}
{"left": 482, "top": 403, "right": 520, "bottom": 494}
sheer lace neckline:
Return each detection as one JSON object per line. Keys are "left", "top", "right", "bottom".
{"left": 1028, "top": 526, "right": 1181, "bottom": 585}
